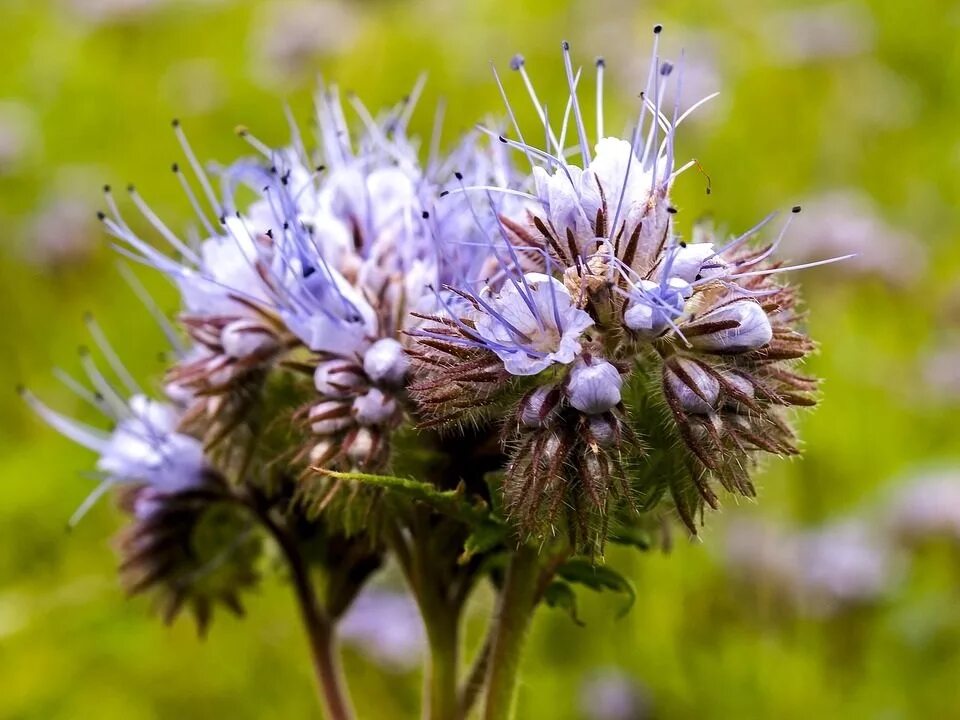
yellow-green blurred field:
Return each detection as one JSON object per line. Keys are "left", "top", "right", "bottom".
{"left": 3, "top": 0, "right": 960, "bottom": 717}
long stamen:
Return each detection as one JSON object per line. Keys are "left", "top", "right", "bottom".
{"left": 735, "top": 206, "right": 803, "bottom": 268}
{"left": 19, "top": 388, "right": 111, "bottom": 453}
{"left": 720, "top": 254, "right": 857, "bottom": 280}
{"left": 235, "top": 126, "right": 274, "bottom": 158}
{"left": 561, "top": 41, "right": 591, "bottom": 165}
{"left": 397, "top": 73, "right": 428, "bottom": 133}
{"left": 172, "top": 119, "right": 222, "bottom": 217}
{"left": 557, "top": 66, "right": 582, "bottom": 155}
{"left": 711, "top": 212, "right": 779, "bottom": 258}
{"left": 83, "top": 313, "right": 142, "bottom": 396}
{"left": 53, "top": 369, "right": 109, "bottom": 414}
{"left": 102, "top": 185, "right": 130, "bottom": 232}
{"left": 67, "top": 477, "right": 116, "bottom": 529}
{"left": 490, "top": 63, "right": 535, "bottom": 171}
{"left": 116, "top": 263, "right": 185, "bottom": 355}
{"left": 79, "top": 348, "right": 129, "bottom": 419}
{"left": 172, "top": 163, "right": 216, "bottom": 237}
{"left": 595, "top": 57, "right": 605, "bottom": 142}
{"left": 511, "top": 55, "right": 562, "bottom": 156}
{"left": 127, "top": 185, "right": 201, "bottom": 264}
{"left": 284, "top": 102, "right": 310, "bottom": 170}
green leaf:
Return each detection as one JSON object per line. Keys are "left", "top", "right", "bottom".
{"left": 459, "top": 519, "right": 508, "bottom": 564}
{"left": 543, "top": 581, "right": 584, "bottom": 626}
{"left": 608, "top": 524, "right": 653, "bottom": 551}
{"left": 556, "top": 559, "right": 637, "bottom": 618}
{"left": 317, "top": 469, "right": 488, "bottom": 524}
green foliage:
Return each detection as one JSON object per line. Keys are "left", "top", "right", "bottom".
{"left": 315, "top": 469, "right": 489, "bottom": 524}
{"left": 555, "top": 559, "right": 637, "bottom": 619}
{"left": 543, "top": 581, "right": 584, "bottom": 626}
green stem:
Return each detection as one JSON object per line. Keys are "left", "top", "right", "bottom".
{"left": 458, "top": 629, "right": 492, "bottom": 719}
{"left": 423, "top": 610, "right": 461, "bottom": 720}
{"left": 256, "top": 505, "right": 355, "bottom": 720}
{"left": 482, "top": 545, "right": 541, "bottom": 720}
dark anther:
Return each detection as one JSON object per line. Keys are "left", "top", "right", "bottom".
{"left": 422, "top": 211, "right": 430, "bottom": 219}
{"left": 792, "top": 205, "right": 802, "bottom": 213}
{"left": 653, "top": 24, "right": 663, "bottom": 34}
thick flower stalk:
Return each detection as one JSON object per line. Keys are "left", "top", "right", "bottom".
{"left": 24, "top": 28, "right": 844, "bottom": 720}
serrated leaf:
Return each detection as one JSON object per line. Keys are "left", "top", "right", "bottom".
{"left": 543, "top": 581, "right": 584, "bottom": 626}
{"left": 556, "top": 559, "right": 637, "bottom": 618}
{"left": 316, "top": 469, "right": 488, "bottom": 524}
{"left": 459, "top": 519, "right": 508, "bottom": 564}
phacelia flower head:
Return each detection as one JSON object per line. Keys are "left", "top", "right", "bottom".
{"left": 410, "top": 31, "right": 845, "bottom": 547}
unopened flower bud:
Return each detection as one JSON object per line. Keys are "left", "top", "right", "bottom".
{"left": 588, "top": 414, "right": 619, "bottom": 446}
{"left": 566, "top": 358, "right": 622, "bottom": 415}
{"left": 309, "top": 400, "right": 353, "bottom": 435}
{"left": 352, "top": 388, "right": 397, "bottom": 426}
{"left": 722, "top": 372, "right": 755, "bottom": 408}
{"left": 346, "top": 427, "right": 379, "bottom": 465}
{"left": 543, "top": 433, "right": 563, "bottom": 459}
{"left": 309, "top": 439, "right": 338, "bottom": 466}
{"left": 665, "top": 356, "right": 720, "bottom": 414}
{"left": 220, "top": 319, "right": 277, "bottom": 359}
{"left": 519, "top": 386, "right": 559, "bottom": 428}
{"left": 623, "top": 278, "right": 689, "bottom": 337}
{"left": 669, "top": 242, "right": 723, "bottom": 283}
{"left": 687, "top": 300, "right": 773, "bottom": 353}
{"left": 363, "top": 338, "right": 409, "bottom": 386}
{"left": 314, "top": 360, "right": 365, "bottom": 398}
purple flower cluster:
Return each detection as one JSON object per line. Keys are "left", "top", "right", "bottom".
{"left": 26, "top": 29, "right": 837, "bottom": 599}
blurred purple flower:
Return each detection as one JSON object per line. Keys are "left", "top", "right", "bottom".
{"left": 579, "top": 668, "right": 650, "bottom": 720}
{"left": 24, "top": 196, "right": 97, "bottom": 268}
{"left": 887, "top": 470, "right": 960, "bottom": 542}
{"left": 724, "top": 516, "right": 898, "bottom": 616}
{"left": 783, "top": 190, "right": 922, "bottom": 286}
{"left": 339, "top": 589, "right": 425, "bottom": 671}
{"left": 759, "top": 2, "right": 876, "bottom": 65}
{"left": 249, "top": 1, "right": 362, "bottom": 89}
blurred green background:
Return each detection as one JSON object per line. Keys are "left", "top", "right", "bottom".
{"left": 3, "top": 0, "right": 960, "bottom": 717}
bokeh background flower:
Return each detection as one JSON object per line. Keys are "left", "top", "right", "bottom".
{"left": 3, "top": 0, "right": 960, "bottom": 718}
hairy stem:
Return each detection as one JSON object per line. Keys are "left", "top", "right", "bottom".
{"left": 482, "top": 545, "right": 541, "bottom": 720}
{"left": 423, "top": 609, "right": 461, "bottom": 720}
{"left": 258, "top": 507, "right": 355, "bottom": 720}
{"left": 458, "top": 630, "right": 492, "bottom": 719}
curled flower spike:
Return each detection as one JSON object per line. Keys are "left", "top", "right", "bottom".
{"left": 412, "top": 34, "right": 840, "bottom": 542}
